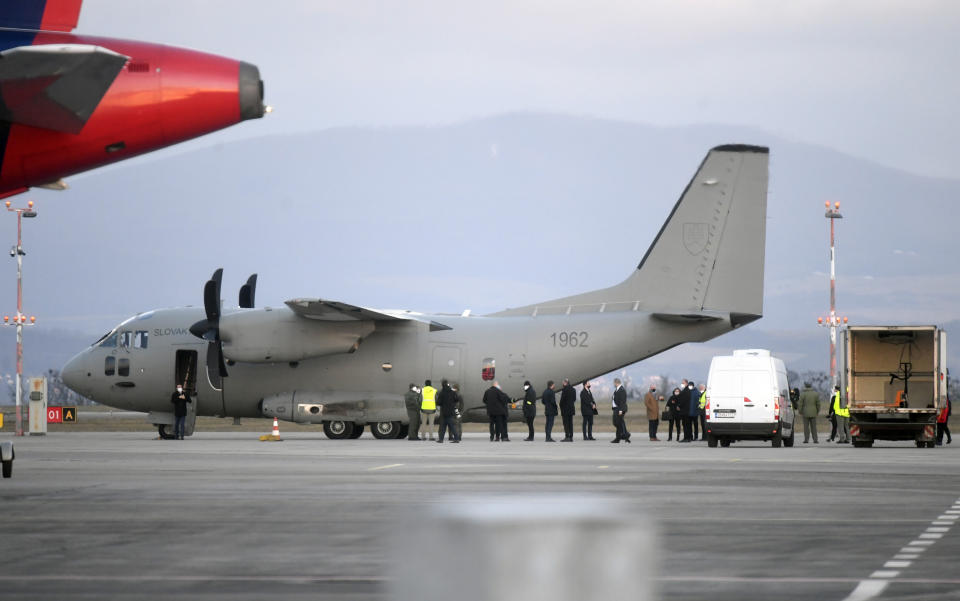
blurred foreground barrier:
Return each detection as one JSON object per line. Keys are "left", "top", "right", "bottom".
{"left": 389, "top": 494, "right": 653, "bottom": 601}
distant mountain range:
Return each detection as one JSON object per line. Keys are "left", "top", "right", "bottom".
{"left": 3, "top": 113, "right": 958, "bottom": 386}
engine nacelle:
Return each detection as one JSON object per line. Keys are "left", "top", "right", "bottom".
{"left": 220, "top": 308, "right": 375, "bottom": 363}
{"left": 261, "top": 390, "right": 406, "bottom": 424}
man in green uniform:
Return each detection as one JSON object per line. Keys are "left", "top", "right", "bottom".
{"left": 404, "top": 383, "right": 421, "bottom": 440}
{"left": 797, "top": 382, "right": 821, "bottom": 443}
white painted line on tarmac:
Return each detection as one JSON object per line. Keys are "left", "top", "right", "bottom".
{"left": 937, "top": 514, "right": 958, "bottom": 520}
{"left": 884, "top": 561, "right": 911, "bottom": 569}
{"left": 893, "top": 554, "right": 919, "bottom": 560}
{"left": 367, "top": 463, "right": 404, "bottom": 471}
{"left": 909, "top": 540, "right": 935, "bottom": 546}
{"left": 926, "top": 527, "right": 950, "bottom": 533}
{"left": 919, "top": 533, "right": 943, "bottom": 539}
{"left": 901, "top": 547, "right": 926, "bottom": 554}
{"left": 932, "top": 521, "right": 953, "bottom": 526}
{"left": 869, "top": 571, "right": 899, "bottom": 579}
{"left": 840, "top": 579, "right": 888, "bottom": 601}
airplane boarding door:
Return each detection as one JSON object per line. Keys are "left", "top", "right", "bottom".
{"left": 431, "top": 345, "right": 464, "bottom": 387}
{"left": 175, "top": 350, "right": 200, "bottom": 435}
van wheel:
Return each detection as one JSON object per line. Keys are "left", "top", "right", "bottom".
{"left": 783, "top": 430, "right": 795, "bottom": 447}
{"left": 707, "top": 434, "right": 718, "bottom": 448}
{"left": 771, "top": 430, "right": 782, "bottom": 448}
{"left": 323, "top": 420, "right": 355, "bottom": 440}
{"left": 852, "top": 440, "right": 873, "bottom": 448}
{"left": 720, "top": 439, "right": 731, "bottom": 447}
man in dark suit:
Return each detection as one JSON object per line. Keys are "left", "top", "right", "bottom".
{"left": 611, "top": 378, "right": 630, "bottom": 443}
{"left": 170, "top": 384, "right": 192, "bottom": 440}
{"left": 542, "top": 380, "right": 558, "bottom": 442}
{"left": 580, "top": 381, "right": 596, "bottom": 440}
{"left": 559, "top": 378, "right": 577, "bottom": 442}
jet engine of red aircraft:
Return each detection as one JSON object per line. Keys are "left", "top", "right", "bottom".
{"left": 0, "top": 0, "right": 267, "bottom": 198}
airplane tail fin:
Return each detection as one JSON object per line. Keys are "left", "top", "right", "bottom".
{"left": 493, "top": 144, "right": 769, "bottom": 320}
{"left": 0, "top": 0, "right": 83, "bottom": 33}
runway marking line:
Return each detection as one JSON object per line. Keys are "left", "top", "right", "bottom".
{"left": 841, "top": 497, "right": 957, "bottom": 601}
{"left": 368, "top": 463, "right": 404, "bottom": 471}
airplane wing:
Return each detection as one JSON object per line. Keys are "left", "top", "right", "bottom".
{"left": 0, "top": 0, "right": 83, "bottom": 32}
{"left": 285, "top": 298, "right": 452, "bottom": 331}
{"left": 0, "top": 44, "right": 128, "bottom": 133}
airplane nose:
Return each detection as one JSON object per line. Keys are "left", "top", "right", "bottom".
{"left": 238, "top": 61, "right": 266, "bottom": 120}
{"left": 61, "top": 352, "right": 88, "bottom": 394}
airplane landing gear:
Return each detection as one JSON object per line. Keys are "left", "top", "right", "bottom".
{"left": 323, "top": 420, "right": 354, "bottom": 440}
{"left": 158, "top": 425, "right": 177, "bottom": 440}
{"left": 371, "top": 421, "right": 402, "bottom": 439}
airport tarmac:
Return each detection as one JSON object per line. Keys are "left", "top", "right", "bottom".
{"left": 0, "top": 431, "right": 958, "bottom": 601}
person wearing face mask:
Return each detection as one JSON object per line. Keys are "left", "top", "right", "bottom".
{"left": 521, "top": 380, "right": 537, "bottom": 441}
{"left": 559, "top": 378, "right": 577, "bottom": 442}
{"left": 170, "top": 384, "right": 192, "bottom": 440}
{"left": 580, "top": 381, "right": 597, "bottom": 440}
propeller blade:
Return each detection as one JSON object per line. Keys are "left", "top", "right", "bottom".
{"left": 206, "top": 341, "right": 225, "bottom": 389}
{"left": 203, "top": 268, "right": 223, "bottom": 322}
{"left": 217, "top": 340, "right": 229, "bottom": 377}
{"left": 239, "top": 273, "right": 257, "bottom": 309}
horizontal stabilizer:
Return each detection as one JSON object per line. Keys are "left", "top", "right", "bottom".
{"left": 0, "top": 44, "right": 128, "bottom": 133}
{"left": 0, "top": 0, "right": 83, "bottom": 32}
{"left": 285, "top": 299, "right": 451, "bottom": 331}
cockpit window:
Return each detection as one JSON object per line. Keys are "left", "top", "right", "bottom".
{"left": 118, "top": 331, "right": 132, "bottom": 348}
{"left": 98, "top": 331, "right": 118, "bottom": 348}
{"left": 134, "top": 330, "right": 148, "bottom": 349}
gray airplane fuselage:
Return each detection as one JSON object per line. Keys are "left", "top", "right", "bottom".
{"left": 62, "top": 144, "right": 770, "bottom": 437}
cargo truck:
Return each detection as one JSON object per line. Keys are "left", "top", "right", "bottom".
{"left": 838, "top": 325, "right": 946, "bottom": 448}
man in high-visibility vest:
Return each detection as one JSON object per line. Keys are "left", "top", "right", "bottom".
{"left": 833, "top": 385, "right": 850, "bottom": 444}
{"left": 697, "top": 384, "right": 708, "bottom": 441}
{"left": 420, "top": 379, "right": 437, "bottom": 441}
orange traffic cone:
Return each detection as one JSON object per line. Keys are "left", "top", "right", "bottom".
{"left": 259, "top": 417, "right": 283, "bottom": 442}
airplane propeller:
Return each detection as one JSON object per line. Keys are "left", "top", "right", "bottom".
{"left": 189, "top": 268, "right": 229, "bottom": 381}
{"left": 239, "top": 274, "right": 257, "bottom": 309}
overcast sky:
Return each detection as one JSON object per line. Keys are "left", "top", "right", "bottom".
{"left": 79, "top": 0, "right": 960, "bottom": 179}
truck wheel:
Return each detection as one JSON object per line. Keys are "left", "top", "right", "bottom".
{"left": 707, "top": 434, "right": 718, "bottom": 448}
{"left": 915, "top": 440, "right": 924, "bottom": 448}
{"left": 720, "top": 439, "right": 731, "bottom": 447}
{"left": 771, "top": 430, "right": 782, "bottom": 448}
{"left": 323, "top": 420, "right": 355, "bottom": 440}
{"left": 1, "top": 459, "right": 11, "bottom": 478}
{"left": 349, "top": 424, "right": 365, "bottom": 439}
{"left": 372, "top": 421, "right": 401, "bottom": 439}
{"left": 852, "top": 440, "right": 873, "bottom": 448}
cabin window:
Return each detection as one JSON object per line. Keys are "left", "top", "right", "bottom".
{"left": 104, "top": 356, "right": 115, "bottom": 376}
{"left": 118, "top": 358, "right": 130, "bottom": 377}
{"left": 134, "top": 330, "right": 149, "bottom": 349}
{"left": 481, "top": 358, "right": 496, "bottom": 381}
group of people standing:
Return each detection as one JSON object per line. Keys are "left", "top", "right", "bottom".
{"left": 663, "top": 380, "right": 707, "bottom": 442}
{"left": 404, "top": 380, "right": 464, "bottom": 443}
{"left": 523, "top": 378, "right": 629, "bottom": 442}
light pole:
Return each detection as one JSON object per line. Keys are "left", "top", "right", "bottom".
{"left": 820, "top": 201, "right": 843, "bottom": 388}
{"left": 3, "top": 200, "right": 37, "bottom": 436}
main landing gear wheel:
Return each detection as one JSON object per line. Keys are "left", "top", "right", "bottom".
{"left": 157, "top": 425, "right": 177, "bottom": 440}
{"left": 323, "top": 420, "right": 355, "bottom": 440}
{"left": 398, "top": 424, "right": 409, "bottom": 439}
{"left": 372, "top": 421, "right": 402, "bottom": 439}
{"left": 349, "top": 424, "right": 365, "bottom": 439}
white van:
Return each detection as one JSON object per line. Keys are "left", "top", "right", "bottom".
{"left": 704, "top": 349, "right": 795, "bottom": 448}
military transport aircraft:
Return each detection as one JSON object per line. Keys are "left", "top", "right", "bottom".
{"left": 62, "top": 144, "right": 769, "bottom": 440}
{"left": 0, "top": 0, "right": 267, "bottom": 198}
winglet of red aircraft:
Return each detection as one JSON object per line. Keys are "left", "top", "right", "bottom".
{"left": 0, "top": 0, "right": 267, "bottom": 198}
